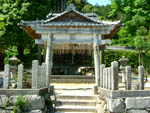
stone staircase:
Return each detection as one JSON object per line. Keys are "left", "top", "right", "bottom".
{"left": 52, "top": 84, "right": 97, "bottom": 113}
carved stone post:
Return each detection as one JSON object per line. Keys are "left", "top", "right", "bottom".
{"left": 17, "top": 64, "right": 23, "bottom": 89}
{"left": 111, "top": 61, "right": 119, "bottom": 90}
{"left": 100, "top": 64, "right": 105, "bottom": 88}
{"left": 138, "top": 66, "right": 144, "bottom": 90}
{"left": 108, "top": 67, "right": 111, "bottom": 90}
{"left": 3, "top": 64, "right": 10, "bottom": 89}
{"left": 32, "top": 60, "right": 39, "bottom": 89}
{"left": 125, "top": 66, "right": 131, "bottom": 90}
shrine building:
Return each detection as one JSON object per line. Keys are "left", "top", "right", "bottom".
{"left": 19, "top": 4, "right": 121, "bottom": 82}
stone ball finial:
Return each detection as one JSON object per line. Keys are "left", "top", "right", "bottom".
{"left": 66, "top": 4, "right": 76, "bottom": 11}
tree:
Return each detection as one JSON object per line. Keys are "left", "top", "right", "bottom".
{"left": 110, "top": 0, "right": 150, "bottom": 68}
{"left": 0, "top": 0, "right": 52, "bottom": 61}
{"left": 67, "top": 0, "right": 111, "bottom": 20}
{"left": 0, "top": 15, "right": 5, "bottom": 37}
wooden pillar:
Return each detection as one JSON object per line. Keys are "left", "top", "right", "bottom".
{"left": 45, "top": 34, "right": 53, "bottom": 88}
{"left": 93, "top": 34, "right": 100, "bottom": 87}
{"left": 54, "top": 0, "right": 56, "bottom": 11}
{"left": 101, "top": 45, "right": 105, "bottom": 64}
{"left": 38, "top": 44, "right": 42, "bottom": 65}
{"left": 61, "top": 0, "right": 63, "bottom": 11}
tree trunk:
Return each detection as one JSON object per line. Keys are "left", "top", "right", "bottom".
{"left": 17, "top": 45, "right": 24, "bottom": 60}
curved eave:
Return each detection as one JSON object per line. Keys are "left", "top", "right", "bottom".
{"left": 104, "top": 26, "right": 121, "bottom": 39}
{"left": 19, "top": 22, "right": 121, "bottom": 39}
{"left": 20, "top": 26, "right": 40, "bottom": 39}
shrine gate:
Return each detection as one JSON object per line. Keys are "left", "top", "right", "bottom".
{"left": 19, "top": 4, "right": 121, "bottom": 87}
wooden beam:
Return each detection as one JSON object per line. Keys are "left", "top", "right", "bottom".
{"left": 38, "top": 45, "right": 42, "bottom": 65}
{"left": 35, "top": 40, "right": 44, "bottom": 44}
{"left": 35, "top": 38, "right": 111, "bottom": 45}
{"left": 33, "top": 27, "right": 112, "bottom": 35}
{"left": 93, "top": 34, "right": 101, "bottom": 87}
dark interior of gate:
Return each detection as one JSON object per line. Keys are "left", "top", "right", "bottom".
{"left": 52, "top": 43, "right": 94, "bottom": 75}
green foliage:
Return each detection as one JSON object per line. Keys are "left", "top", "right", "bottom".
{"left": 0, "top": 15, "right": 6, "bottom": 36}
{"left": 0, "top": 0, "right": 51, "bottom": 64}
{"left": 13, "top": 95, "right": 27, "bottom": 113}
{"left": 4, "top": 47, "right": 18, "bottom": 64}
{"left": 82, "top": 4, "right": 92, "bottom": 13}
{"left": 104, "top": 50, "right": 138, "bottom": 69}
{"left": 110, "top": 0, "right": 150, "bottom": 45}
{"left": 67, "top": 0, "right": 111, "bottom": 19}
{"left": 45, "top": 98, "right": 53, "bottom": 107}
{"left": 14, "top": 72, "right": 28, "bottom": 83}
{"left": 110, "top": 0, "right": 150, "bottom": 68}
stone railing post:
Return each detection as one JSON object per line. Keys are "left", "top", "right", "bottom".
{"left": 138, "top": 66, "right": 144, "bottom": 90}
{"left": 100, "top": 64, "right": 105, "bottom": 88}
{"left": 108, "top": 67, "right": 111, "bottom": 90}
{"left": 17, "top": 64, "right": 23, "bottom": 89}
{"left": 103, "top": 68, "right": 107, "bottom": 88}
{"left": 106, "top": 68, "right": 109, "bottom": 89}
{"left": 41, "top": 63, "right": 47, "bottom": 88}
{"left": 32, "top": 60, "right": 39, "bottom": 89}
{"left": 38, "top": 66, "right": 42, "bottom": 88}
{"left": 125, "top": 66, "right": 131, "bottom": 90}
{"left": 111, "top": 61, "right": 119, "bottom": 90}
{"left": 3, "top": 64, "right": 10, "bottom": 89}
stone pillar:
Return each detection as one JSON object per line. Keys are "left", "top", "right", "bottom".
{"left": 108, "top": 67, "right": 111, "bottom": 90}
{"left": 93, "top": 34, "right": 100, "bottom": 87}
{"left": 122, "top": 70, "right": 126, "bottom": 83}
{"left": 106, "top": 68, "right": 108, "bottom": 89}
{"left": 111, "top": 61, "right": 119, "bottom": 90}
{"left": 32, "top": 60, "right": 39, "bottom": 89}
{"left": 125, "top": 66, "right": 132, "bottom": 90}
{"left": 100, "top": 64, "right": 105, "bottom": 88}
{"left": 103, "top": 68, "right": 107, "bottom": 88}
{"left": 41, "top": 63, "right": 47, "bottom": 87}
{"left": 45, "top": 34, "right": 53, "bottom": 88}
{"left": 37, "top": 66, "right": 42, "bottom": 88}
{"left": 17, "top": 64, "right": 23, "bottom": 89}
{"left": 3, "top": 64, "right": 10, "bottom": 89}
{"left": 138, "top": 66, "right": 144, "bottom": 90}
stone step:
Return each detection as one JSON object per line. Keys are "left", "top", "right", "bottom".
{"left": 55, "top": 112, "right": 97, "bottom": 113}
{"left": 55, "top": 100, "right": 96, "bottom": 106}
{"left": 55, "top": 106, "right": 97, "bottom": 112}
{"left": 54, "top": 90, "right": 94, "bottom": 96}
{"left": 51, "top": 79, "right": 95, "bottom": 83}
{"left": 56, "top": 95, "right": 95, "bottom": 100}
{"left": 51, "top": 75, "right": 94, "bottom": 79}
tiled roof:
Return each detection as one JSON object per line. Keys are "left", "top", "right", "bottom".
{"left": 19, "top": 4, "right": 121, "bottom": 27}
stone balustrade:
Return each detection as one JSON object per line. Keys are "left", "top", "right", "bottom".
{"left": 99, "top": 61, "right": 145, "bottom": 91}
{"left": 3, "top": 60, "right": 47, "bottom": 89}
{"left": 98, "top": 61, "right": 149, "bottom": 113}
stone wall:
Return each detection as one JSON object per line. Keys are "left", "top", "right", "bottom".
{"left": 106, "top": 97, "right": 150, "bottom": 113}
{"left": 0, "top": 88, "right": 52, "bottom": 113}
{"left": 0, "top": 94, "right": 51, "bottom": 113}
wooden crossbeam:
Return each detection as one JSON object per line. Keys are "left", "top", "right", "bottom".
{"left": 35, "top": 38, "right": 111, "bottom": 45}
